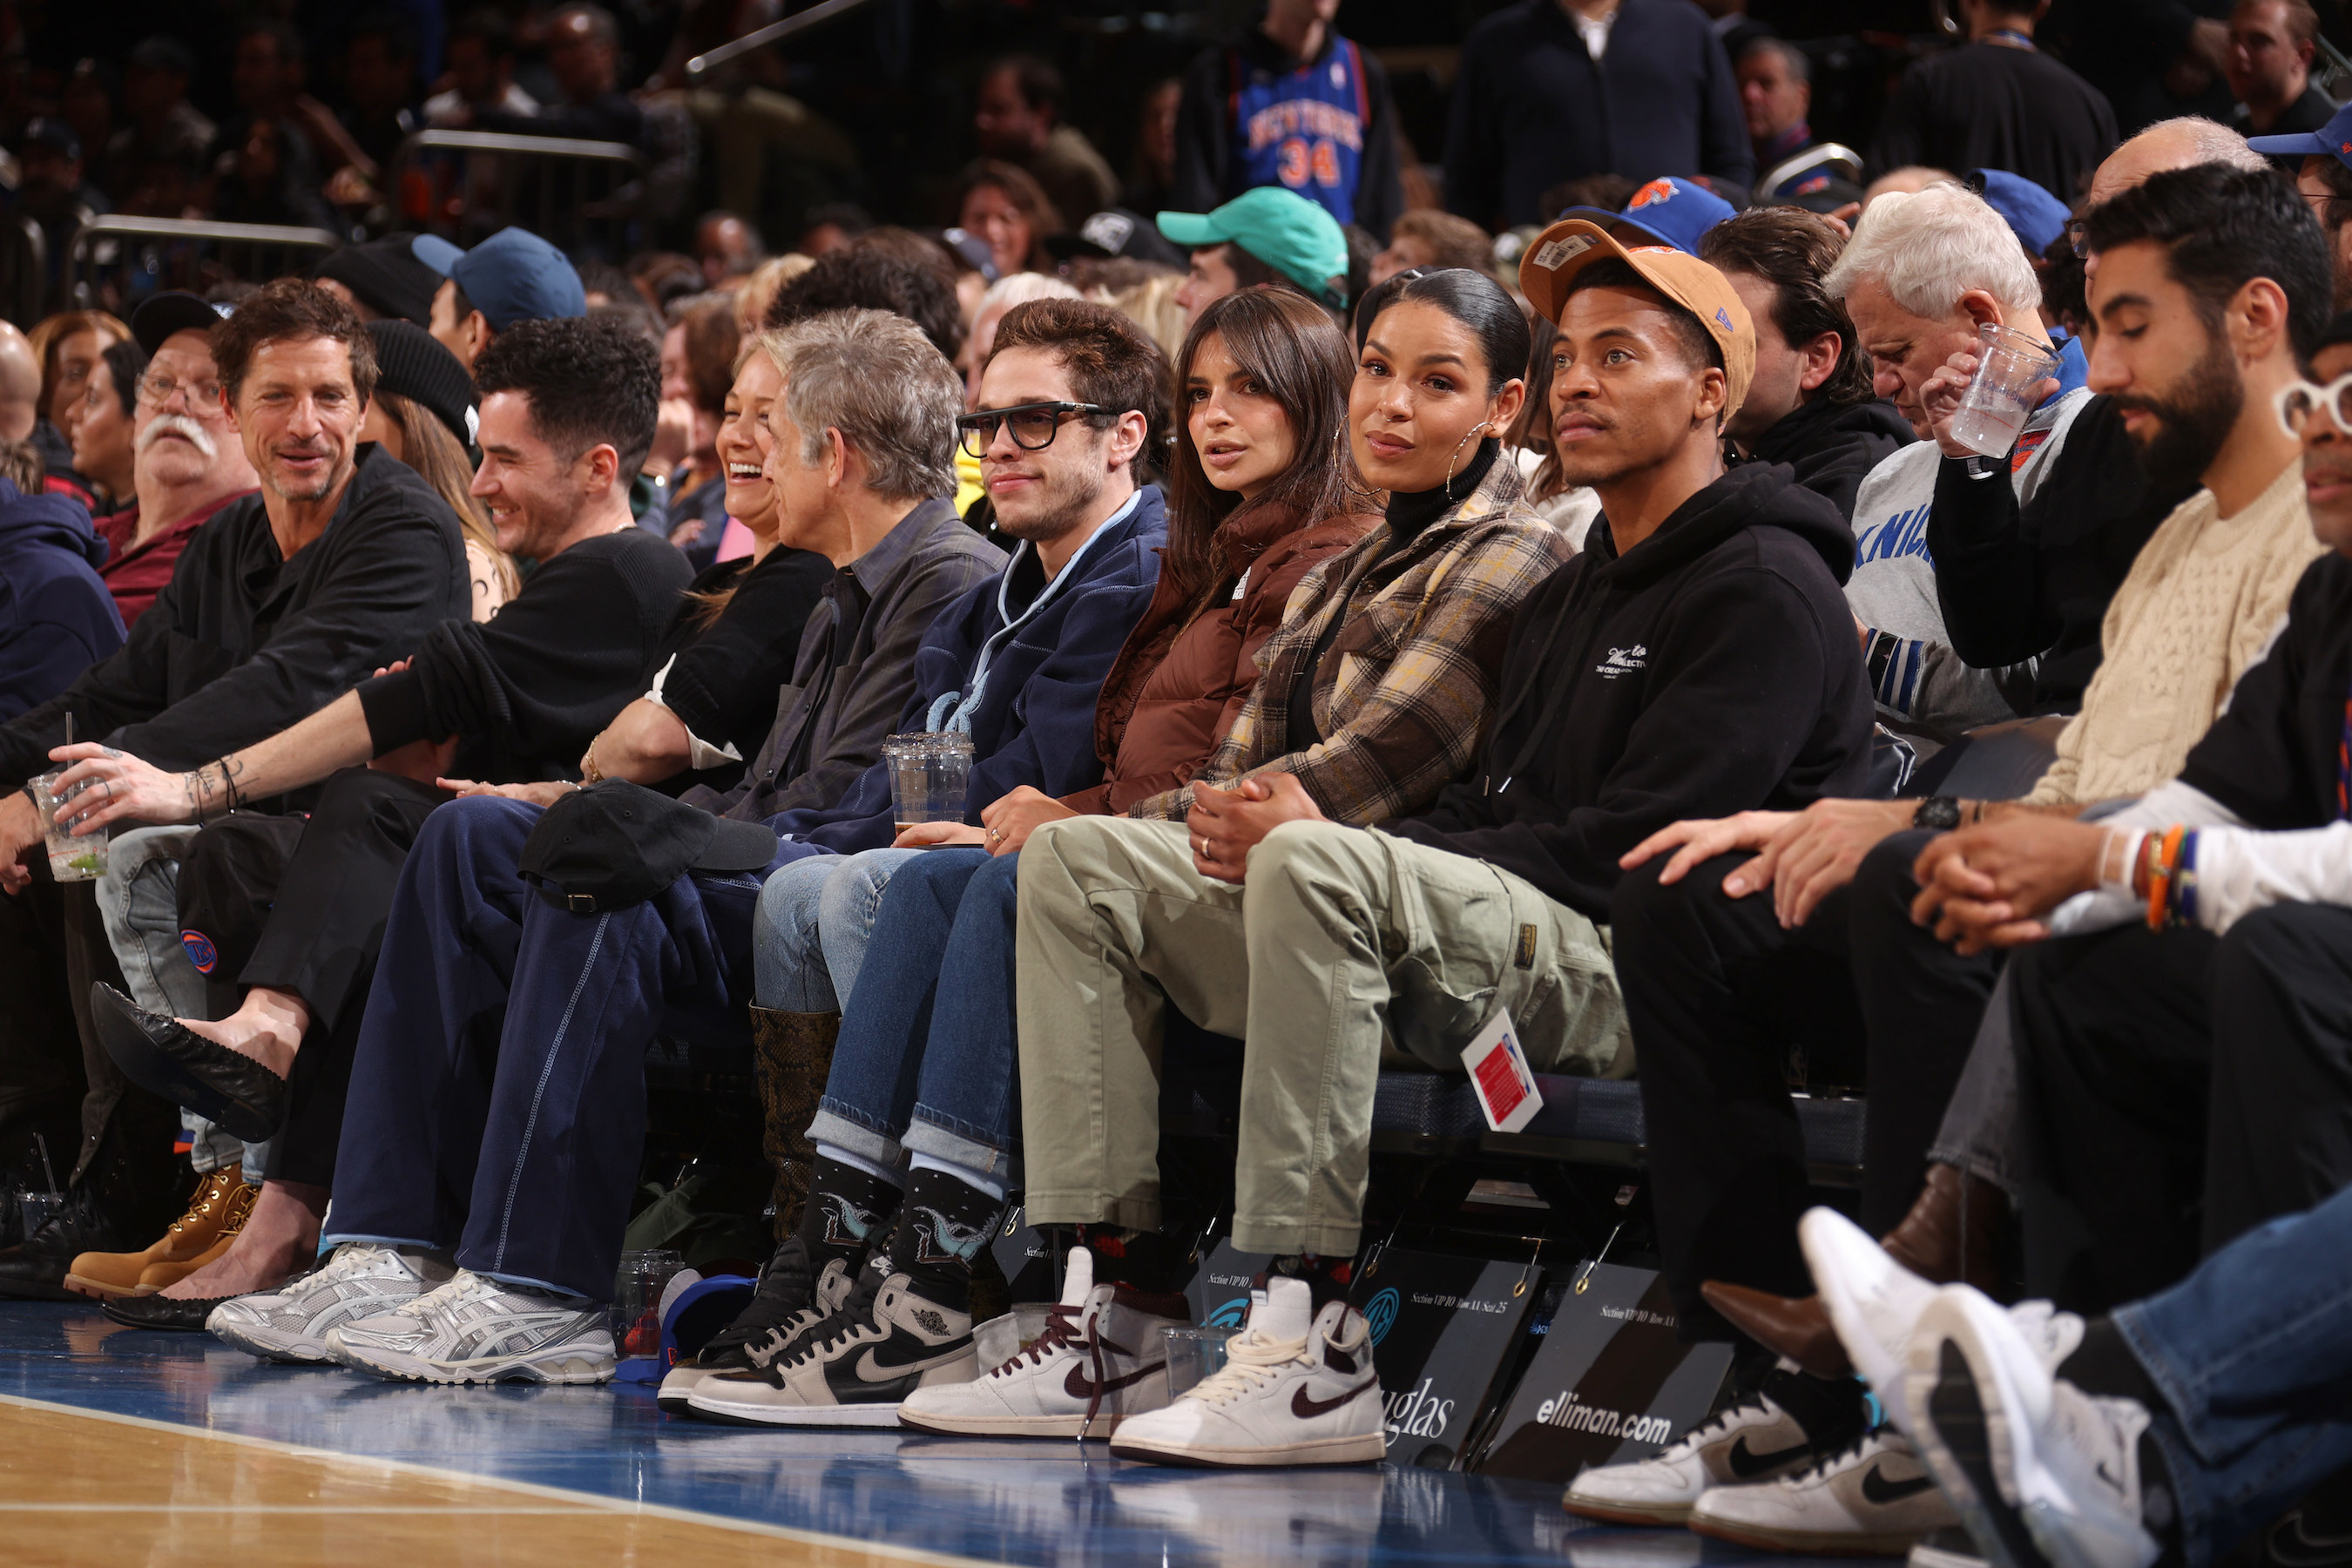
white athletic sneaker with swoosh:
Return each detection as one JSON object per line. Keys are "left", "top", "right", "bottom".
{"left": 208, "top": 1242, "right": 457, "bottom": 1364}
{"left": 1107, "top": 1276, "right": 1384, "bottom": 1468}
{"left": 325, "top": 1268, "right": 616, "bottom": 1385}
{"left": 1691, "top": 1430, "right": 1962, "bottom": 1554}
{"left": 1904, "top": 1288, "right": 2159, "bottom": 1568}
{"left": 1565, "top": 1364, "right": 1869, "bottom": 1526}
{"left": 899, "top": 1247, "right": 1193, "bottom": 1438}
{"left": 686, "top": 1255, "right": 977, "bottom": 1428}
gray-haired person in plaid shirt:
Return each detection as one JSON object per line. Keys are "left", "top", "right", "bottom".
{"left": 1010, "top": 247, "right": 1875, "bottom": 1468}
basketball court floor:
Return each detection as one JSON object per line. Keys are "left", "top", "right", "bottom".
{"left": 0, "top": 1299, "right": 1868, "bottom": 1568}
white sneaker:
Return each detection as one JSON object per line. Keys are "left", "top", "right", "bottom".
{"left": 326, "top": 1268, "right": 616, "bottom": 1385}
{"left": 1106, "top": 1276, "right": 1383, "bottom": 1468}
{"left": 686, "top": 1257, "right": 977, "bottom": 1428}
{"left": 1904, "top": 1288, "right": 2159, "bottom": 1568}
{"left": 1690, "top": 1429, "right": 1961, "bottom": 1555}
{"left": 207, "top": 1243, "right": 457, "bottom": 1364}
{"left": 900, "top": 1247, "right": 1192, "bottom": 1438}
{"left": 1565, "top": 1364, "right": 1868, "bottom": 1526}
{"left": 1803, "top": 1207, "right": 2084, "bottom": 1437}
{"left": 1801, "top": 1206, "right": 1942, "bottom": 1432}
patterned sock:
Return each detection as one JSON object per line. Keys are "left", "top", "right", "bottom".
{"left": 795, "top": 1154, "right": 904, "bottom": 1276}
{"left": 888, "top": 1166, "right": 1005, "bottom": 1312}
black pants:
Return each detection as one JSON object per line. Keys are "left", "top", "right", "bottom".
{"left": 2011, "top": 903, "right": 2352, "bottom": 1314}
{"left": 0, "top": 857, "right": 174, "bottom": 1193}
{"left": 1610, "top": 830, "right": 1998, "bottom": 1340}
{"left": 180, "top": 767, "right": 443, "bottom": 1187}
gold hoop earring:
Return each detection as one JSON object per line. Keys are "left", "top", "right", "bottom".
{"left": 1443, "top": 420, "right": 1492, "bottom": 504}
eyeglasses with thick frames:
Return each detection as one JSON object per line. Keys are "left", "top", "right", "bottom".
{"left": 955, "top": 401, "right": 1108, "bottom": 458}
{"left": 138, "top": 372, "right": 224, "bottom": 412}
{"left": 2275, "top": 373, "right": 2352, "bottom": 438}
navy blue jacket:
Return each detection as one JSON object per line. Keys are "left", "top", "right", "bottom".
{"left": 0, "top": 478, "right": 124, "bottom": 725}
{"left": 767, "top": 487, "right": 1167, "bottom": 854}
{"left": 1443, "top": 0, "right": 1752, "bottom": 230}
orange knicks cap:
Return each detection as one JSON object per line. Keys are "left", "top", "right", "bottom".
{"left": 1517, "top": 218, "right": 1757, "bottom": 422}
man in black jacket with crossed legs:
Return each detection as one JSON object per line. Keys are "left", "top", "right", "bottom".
{"left": 44, "top": 314, "right": 691, "bottom": 1324}
{"left": 0, "top": 282, "right": 468, "bottom": 1300}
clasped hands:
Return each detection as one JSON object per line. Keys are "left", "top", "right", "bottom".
{"left": 1620, "top": 796, "right": 2110, "bottom": 955}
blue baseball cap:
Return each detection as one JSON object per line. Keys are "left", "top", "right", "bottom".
{"left": 2248, "top": 99, "right": 2352, "bottom": 169}
{"left": 409, "top": 233, "right": 463, "bottom": 276}
{"left": 448, "top": 226, "right": 586, "bottom": 333}
{"left": 1555, "top": 176, "right": 1735, "bottom": 257}
{"left": 1968, "top": 170, "right": 2070, "bottom": 254}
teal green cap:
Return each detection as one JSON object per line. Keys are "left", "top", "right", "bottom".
{"left": 1158, "top": 187, "right": 1349, "bottom": 308}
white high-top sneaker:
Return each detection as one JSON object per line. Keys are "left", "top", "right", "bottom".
{"left": 207, "top": 1243, "right": 457, "bottom": 1364}
{"left": 1690, "top": 1429, "right": 1962, "bottom": 1555}
{"left": 326, "top": 1268, "right": 616, "bottom": 1385}
{"left": 1108, "top": 1276, "right": 1384, "bottom": 1468}
{"left": 899, "top": 1247, "right": 1193, "bottom": 1438}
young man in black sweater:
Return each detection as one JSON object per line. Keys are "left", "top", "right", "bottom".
{"left": 0, "top": 282, "right": 469, "bottom": 1299}
{"left": 49, "top": 315, "right": 690, "bottom": 1321}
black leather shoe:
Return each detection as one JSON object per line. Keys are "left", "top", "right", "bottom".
{"left": 102, "top": 1291, "right": 237, "bottom": 1330}
{"left": 91, "top": 983, "right": 287, "bottom": 1143}
{"left": 0, "top": 1186, "right": 119, "bottom": 1301}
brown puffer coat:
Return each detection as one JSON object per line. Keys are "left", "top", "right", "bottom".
{"left": 1062, "top": 500, "right": 1377, "bottom": 814}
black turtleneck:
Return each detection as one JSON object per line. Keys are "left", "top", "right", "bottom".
{"left": 1385, "top": 436, "right": 1500, "bottom": 544}
{"left": 1284, "top": 437, "right": 1503, "bottom": 747}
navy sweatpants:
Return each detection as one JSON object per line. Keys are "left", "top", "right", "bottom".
{"left": 324, "top": 794, "right": 816, "bottom": 1301}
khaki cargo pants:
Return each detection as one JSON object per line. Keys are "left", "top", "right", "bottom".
{"left": 1014, "top": 816, "right": 1632, "bottom": 1257}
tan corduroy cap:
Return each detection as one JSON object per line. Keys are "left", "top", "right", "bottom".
{"left": 1517, "top": 218, "right": 1756, "bottom": 421}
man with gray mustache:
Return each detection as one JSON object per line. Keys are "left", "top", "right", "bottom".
{"left": 94, "top": 301, "right": 259, "bottom": 629}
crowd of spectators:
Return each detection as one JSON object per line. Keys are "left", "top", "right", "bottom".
{"left": 1, "top": 5, "right": 2351, "bottom": 1568}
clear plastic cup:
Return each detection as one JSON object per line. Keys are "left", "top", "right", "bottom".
{"left": 612, "top": 1247, "right": 685, "bottom": 1357}
{"left": 882, "top": 732, "right": 976, "bottom": 837}
{"left": 1162, "top": 1324, "right": 1240, "bottom": 1396}
{"left": 1947, "top": 322, "right": 2064, "bottom": 459}
{"left": 30, "top": 769, "right": 106, "bottom": 882}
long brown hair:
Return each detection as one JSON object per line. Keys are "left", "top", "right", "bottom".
{"left": 29, "top": 309, "right": 129, "bottom": 423}
{"left": 956, "top": 159, "right": 1064, "bottom": 273}
{"left": 376, "top": 389, "right": 517, "bottom": 602}
{"left": 1164, "top": 287, "right": 1375, "bottom": 607}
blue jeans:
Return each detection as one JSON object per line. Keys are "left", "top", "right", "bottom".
{"left": 323, "top": 795, "right": 816, "bottom": 1300}
{"left": 805, "top": 848, "right": 1021, "bottom": 1182}
{"left": 2116, "top": 1181, "right": 2352, "bottom": 1566}
{"left": 750, "top": 846, "right": 922, "bottom": 1011}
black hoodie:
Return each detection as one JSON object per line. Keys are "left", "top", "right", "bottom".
{"left": 1388, "top": 463, "right": 1874, "bottom": 919}
{"left": 1740, "top": 395, "right": 1915, "bottom": 524}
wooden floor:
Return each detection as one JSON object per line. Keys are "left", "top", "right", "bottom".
{"left": 0, "top": 1395, "right": 979, "bottom": 1568}
{"left": 0, "top": 1299, "right": 1812, "bottom": 1568}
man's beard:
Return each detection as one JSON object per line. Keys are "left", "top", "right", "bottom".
{"left": 994, "top": 464, "right": 1105, "bottom": 547}
{"left": 264, "top": 446, "right": 343, "bottom": 504}
{"left": 2112, "top": 332, "right": 2243, "bottom": 493}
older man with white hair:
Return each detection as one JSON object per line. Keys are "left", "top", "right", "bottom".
{"left": 95, "top": 297, "right": 260, "bottom": 629}
{"left": 1828, "top": 180, "right": 2087, "bottom": 736}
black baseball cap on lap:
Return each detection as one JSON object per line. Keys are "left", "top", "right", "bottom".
{"left": 519, "top": 781, "right": 779, "bottom": 913}
{"left": 130, "top": 291, "right": 228, "bottom": 356}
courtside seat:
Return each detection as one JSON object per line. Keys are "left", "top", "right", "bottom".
{"left": 1364, "top": 1071, "right": 1868, "bottom": 1187}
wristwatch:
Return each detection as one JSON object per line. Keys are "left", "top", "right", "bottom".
{"left": 1912, "top": 795, "right": 1962, "bottom": 832}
